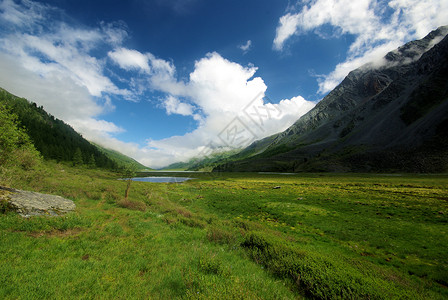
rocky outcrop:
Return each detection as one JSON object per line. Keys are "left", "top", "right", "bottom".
{"left": 0, "top": 186, "right": 75, "bottom": 217}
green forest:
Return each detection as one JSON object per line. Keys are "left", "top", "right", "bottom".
{"left": 0, "top": 88, "right": 118, "bottom": 169}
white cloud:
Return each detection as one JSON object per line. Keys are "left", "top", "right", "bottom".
{"left": 317, "top": 41, "right": 402, "bottom": 93}
{"left": 109, "top": 47, "right": 184, "bottom": 97}
{"left": 0, "top": 0, "right": 47, "bottom": 27}
{"left": 274, "top": 0, "right": 381, "bottom": 52}
{"left": 139, "top": 53, "right": 316, "bottom": 168}
{"left": 0, "top": 52, "right": 103, "bottom": 120}
{"left": 0, "top": 0, "right": 316, "bottom": 169}
{"left": 98, "top": 50, "right": 316, "bottom": 168}
{"left": 0, "top": 0, "right": 133, "bottom": 158}
{"left": 69, "top": 118, "right": 125, "bottom": 136}
{"left": 162, "top": 95, "right": 195, "bottom": 116}
{"left": 274, "top": 0, "right": 448, "bottom": 93}
{"left": 101, "top": 21, "right": 128, "bottom": 46}
{"left": 108, "top": 48, "right": 151, "bottom": 72}
{"left": 239, "top": 40, "right": 252, "bottom": 53}
{"left": 273, "top": 13, "right": 301, "bottom": 51}
{"left": 0, "top": 5, "right": 129, "bottom": 98}
{"left": 187, "top": 52, "right": 264, "bottom": 113}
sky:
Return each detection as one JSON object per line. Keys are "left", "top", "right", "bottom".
{"left": 0, "top": 0, "right": 447, "bottom": 168}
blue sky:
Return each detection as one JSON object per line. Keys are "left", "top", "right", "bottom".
{"left": 0, "top": 0, "right": 447, "bottom": 168}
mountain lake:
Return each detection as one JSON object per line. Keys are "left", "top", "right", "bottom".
{"left": 129, "top": 177, "right": 193, "bottom": 183}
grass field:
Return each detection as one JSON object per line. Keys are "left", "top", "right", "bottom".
{"left": 1, "top": 164, "right": 447, "bottom": 299}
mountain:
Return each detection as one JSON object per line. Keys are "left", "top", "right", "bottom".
{"left": 161, "top": 149, "right": 241, "bottom": 171}
{"left": 0, "top": 88, "right": 120, "bottom": 169}
{"left": 94, "top": 143, "right": 151, "bottom": 171}
{"left": 214, "top": 26, "right": 448, "bottom": 173}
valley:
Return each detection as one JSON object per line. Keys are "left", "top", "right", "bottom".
{"left": 1, "top": 164, "right": 447, "bottom": 299}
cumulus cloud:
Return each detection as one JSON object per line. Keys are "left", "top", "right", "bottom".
{"left": 0, "top": 0, "right": 134, "bottom": 159}
{"left": 139, "top": 53, "right": 316, "bottom": 167}
{"left": 0, "top": 0, "right": 316, "bottom": 169}
{"left": 162, "top": 95, "right": 195, "bottom": 116}
{"left": 274, "top": 0, "right": 448, "bottom": 93}
{"left": 0, "top": 0, "right": 129, "bottom": 98}
{"left": 108, "top": 48, "right": 151, "bottom": 72}
{"left": 109, "top": 50, "right": 316, "bottom": 168}
{"left": 0, "top": 52, "right": 104, "bottom": 121}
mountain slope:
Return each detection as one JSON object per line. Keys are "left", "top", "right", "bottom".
{"left": 162, "top": 149, "right": 241, "bottom": 171}
{"left": 94, "top": 143, "right": 151, "bottom": 171}
{"left": 0, "top": 88, "right": 119, "bottom": 169}
{"left": 214, "top": 26, "right": 448, "bottom": 173}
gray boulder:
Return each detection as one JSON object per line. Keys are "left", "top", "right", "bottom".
{"left": 0, "top": 186, "right": 75, "bottom": 217}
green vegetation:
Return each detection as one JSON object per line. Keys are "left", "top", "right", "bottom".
{"left": 0, "top": 103, "right": 42, "bottom": 183}
{"left": 162, "top": 149, "right": 242, "bottom": 171}
{"left": 0, "top": 88, "right": 118, "bottom": 169}
{"left": 1, "top": 87, "right": 447, "bottom": 299}
{"left": 94, "top": 143, "right": 150, "bottom": 171}
{"left": 1, "top": 163, "right": 447, "bottom": 298}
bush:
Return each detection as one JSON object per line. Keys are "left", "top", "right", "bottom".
{"left": 179, "top": 216, "right": 206, "bottom": 228}
{"left": 117, "top": 199, "right": 147, "bottom": 211}
{"left": 206, "top": 226, "right": 236, "bottom": 245}
{"left": 0, "top": 197, "right": 15, "bottom": 214}
{"left": 241, "top": 232, "right": 412, "bottom": 299}
{"left": 199, "top": 255, "right": 228, "bottom": 276}
{"left": 0, "top": 104, "right": 41, "bottom": 170}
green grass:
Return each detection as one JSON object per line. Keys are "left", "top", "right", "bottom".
{"left": 1, "top": 164, "right": 447, "bottom": 299}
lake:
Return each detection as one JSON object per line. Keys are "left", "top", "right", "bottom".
{"left": 130, "top": 176, "right": 193, "bottom": 183}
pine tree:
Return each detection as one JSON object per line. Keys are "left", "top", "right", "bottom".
{"left": 73, "top": 147, "right": 83, "bottom": 166}
{"left": 88, "top": 154, "right": 96, "bottom": 168}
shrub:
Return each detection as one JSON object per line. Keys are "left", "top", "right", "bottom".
{"left": 0, "top": 104, "right": 41, "bottom": 169}
{"left": 206, "top": 226, "right": 236, "bottom": 245}
{"left": 0, "top": 197, "right": 15, "bottom": 214}
{"left": 175, "top": 207, "right": 193, "bottom": 218}
{"left": 241, "top": 232, "right": 410, "bottom": 299}
{"left": 199, "top": 255, "right": 228, "bottom": 276}
{"left": 117, "top": 199, "right": 147, "bottom": 211}
{"left": 178, "top": 216, "right": 206, "bottom": 228}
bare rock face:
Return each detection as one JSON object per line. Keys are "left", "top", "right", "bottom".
{"left": 0, "top": 186, "right": 75, "bottom": 217}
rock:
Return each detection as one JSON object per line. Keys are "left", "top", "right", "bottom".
{"left": 0, "top": 186, "right": 75, "bottom": 217}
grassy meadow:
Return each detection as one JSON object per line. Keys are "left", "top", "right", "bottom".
{"left": 1, "top": 163, "right": 447, "bottom": 299}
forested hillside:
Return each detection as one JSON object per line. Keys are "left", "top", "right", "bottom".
{"left": 0, "top": 88, "right": 118, "bottom": 169}
{"left": 94, "top": 143, "right": 150, "bottom": 171}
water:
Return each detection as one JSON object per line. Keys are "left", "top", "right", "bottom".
{"left": 130, "top": 176, "right": 193, "bottom": 183}
{"left": 258, "top": 172, "right": 296, "bottom": 175}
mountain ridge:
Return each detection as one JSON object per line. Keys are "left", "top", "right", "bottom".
{"left": 213, "top": 26, "right": 448, "bottom": 173}
{"left": 0, "top": 88, "right": 145, "bottom": 170}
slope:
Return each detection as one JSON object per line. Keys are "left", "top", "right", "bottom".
{"left": 0, "top": 88, "right": 118, "bottom": 169}
{"left": 214, "top": 26, "right": 448, "bottom": 173}
{"left": 93, "top": 143, "right": 151, "bottom": 171}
